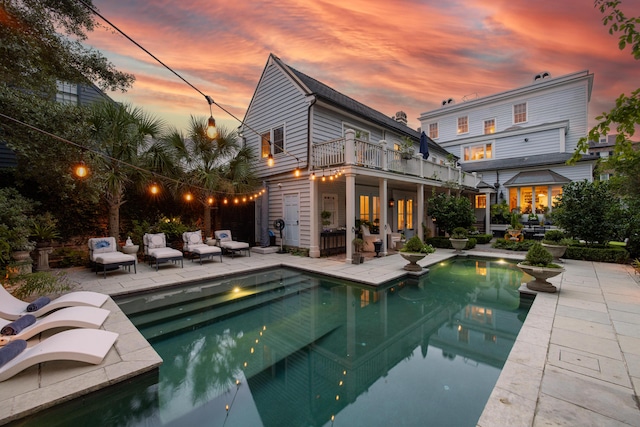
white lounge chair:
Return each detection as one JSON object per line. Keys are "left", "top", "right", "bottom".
{"left": 0, "top": 286, "right": 109, "bottom": 320}
{"left": 361, "top": 225, "right": 380, "bottom": 252}
{"left": 182, "top": 230, "right": 222, "bottom": 264}
{"left": 214, "top": 230, "right": 250, "bottom": 258}
{"left": 88, "top": 237, "right": 137, "bottom": 278}
{"left": 143, "top": 233, "right": 184, "bottom": 271}
{"left": 0, "top": 306, "right": 110, "bottom": 345}
{"left": 0, "top": 328, "right": 118, "bottom": 382}
{"left": 386, "top": 223, "right": 402, "bottom": 250}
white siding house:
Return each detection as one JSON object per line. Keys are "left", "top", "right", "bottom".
{"left": 242, "top": 54, "right": 482, "bottom": 262}
{"left": 419, "top": 70, "right": 598, "bottom": 233}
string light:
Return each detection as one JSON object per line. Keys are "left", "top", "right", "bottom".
{"left": 267, "top": 153, "right": 274, "bottom": 167}
{"left": 184, "top": 192, "right": 193, "bottom": 202}
{"left": 207, "top": 197, "right": 214, "bottom": 205}
{"left": 149, "top": 182, "right": 160, "bottom": 195}
{"left": 74, "top": 161, "right": 88, "bottom": 178}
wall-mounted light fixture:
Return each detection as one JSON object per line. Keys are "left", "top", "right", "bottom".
{"left": 388, "top": 198, "right": 395, "bottom": 208}
{"left": 499, "top": 191, "right": 504, "bottom": 200}
{"left": 524, "top": 138, "right": 529, "bottom": 142}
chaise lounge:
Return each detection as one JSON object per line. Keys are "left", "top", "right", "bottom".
{"left": 143, "top": 233, "right": 184, "bottom": 271}
{"left": 88, "top": 237, "right": 137, "bottom": 278}
{"left": 182, "top": 230, "right": 222, "bottom": 264}
{"left": 0, "top": 286, "right": 109, "bottom": 320}
{"left": 0, "top": 306, "right": 110, "bottom": 345}
{"left": 0, "top": 328, "right": 118, "bottom": 382}
{"left": 214, "top": 230, "right": 250, "bottom": 258}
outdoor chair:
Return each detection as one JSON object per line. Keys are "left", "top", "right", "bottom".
{"left": 361, "top": 225, "right": 380, "bottom": 252}
{"left": 385, "top": 223, "right": 402, "bottom": 250}
{"left": 143, "top": 233, "right": 184, "bottom": 271}
{"left": 214, "top": 230, "right": 250, "bottom": 258}
{"left": 182, "top": 230, "right": 223, "bottom": 264}
{"left": 88, "top": 237, "right": 137, "bottom": 278}
{"left": 0, "top": 286, "right": 109, "bottom": 320}
{"left": 0, "top": 328, "right": 118, "bottom": 382}
{"left": 0, "top": 306, "right": 110, "bottom": 345}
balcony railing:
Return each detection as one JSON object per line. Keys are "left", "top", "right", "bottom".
{"left": 312, "top": 131, "right": 481, "bottom": 188}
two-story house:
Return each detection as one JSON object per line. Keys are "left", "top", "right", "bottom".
{"left": 241, "top": 54, "right": 483, "bottom": 262}
{"left": 419, "top": 71, "right": 599, "bottom": 234}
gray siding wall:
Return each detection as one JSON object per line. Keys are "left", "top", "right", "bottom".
{"left": 245, "top": 62, "right": 309, "bottom": 179}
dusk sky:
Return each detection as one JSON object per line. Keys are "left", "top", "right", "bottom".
{"left": 87, "top": 0, "right": 640, "bottom": 134}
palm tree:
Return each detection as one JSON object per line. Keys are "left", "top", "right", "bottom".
{"left": 164, "top": 117, "right": 257, "bottom": 238}
{"left": 88, "top": 101, "right": 168, "bottom": 240}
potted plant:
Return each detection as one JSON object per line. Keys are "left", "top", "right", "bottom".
{"left": 517, "top": 242, "right": 565, "bottom": 293}
{"left": 321, "top": 210, "right": 332, "bottom": 231}
{"left": 399, "top": 136, "right": 415, "bottom": 159}
{"left": 449, "top": 227, "right": 469, "bottom": 253}
{"left": 399, "top": 236, "right": 435, "bottom": 271}
{"left": 352, "top": 237, "right": 365, "bottom": 264}
{"left": 506, "top": 212, "right": 524, "bottom": 241}
{"left": 30, "top": 213, "right": 60, "bottom": 271}
{"left": 541, "top": 230, "right": 570, "bottom": 261}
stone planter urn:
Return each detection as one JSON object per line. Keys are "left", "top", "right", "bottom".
{"left": 541, "top": 243, "right": 567, "bottom": 262}
{"left": 449, "top": 238, "right": 468, "bottom": 253}
{"left": 517, "top": 263, "right": 565, "bottom": 293}
{"left": 400, "top": 253, "right": 426, "bottom": 271}
{"left": 35, "top": 246, "right": 53, "bottom": 271}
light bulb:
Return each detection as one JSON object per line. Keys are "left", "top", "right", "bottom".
{"left": 206, "top": 116, "right": 217, "bottom": 139}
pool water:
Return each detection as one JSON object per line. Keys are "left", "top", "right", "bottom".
{"left": 18, "top": 257, "right": 528, "bottom": 426}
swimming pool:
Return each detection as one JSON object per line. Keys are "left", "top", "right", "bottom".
{"left": 19, "top": 257, "right": 528, "bottom": 426}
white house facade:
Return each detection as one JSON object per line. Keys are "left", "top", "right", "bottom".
{"left": 419, "top": 70, "right": 599, "bottom": 233}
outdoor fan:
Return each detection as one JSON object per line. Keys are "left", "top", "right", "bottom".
{"left": 274, "top": 219, "right": 286, "bottom": 253}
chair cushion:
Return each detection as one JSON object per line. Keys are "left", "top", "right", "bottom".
{"left": 94, "top": 252, "right": 135, "bottom": 264}
{"left": 148, "top": 247, "right": 182, "bottom": 259}
{"left": 215, "top": 230, "right": 232, "bottom": 242}
{"left": 146, "top": 233, "right": 166, "bottom": 249}
{"left": 183, "top": 231, "right": 203, "bottom": 248}
{"left": 189, "top": 244, "right": 222, "bottom": 255}
{"left": 88, "top": 237, "right": 117, "bottom": 255}
{"left": 220, "top": 241, "right": 249, "bottom": 250}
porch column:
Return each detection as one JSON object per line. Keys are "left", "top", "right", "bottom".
{"left": 309, "top": 175, "right": 320, "bottom": 258}
{"left": 380, "top": 140, "right": 388, "bottom": 171}
{"left": 345, "top": 129, "right": 355, "bottom": 165}
{"left": 345, "top": 171, "right": 356, "bottom": 264}
{"left": 380, "top": 178, "right": 388, "bottom": 255}
{"left": 417, "top": 184, "right": 424, "bottom": 241}
{"left": 484, "top": 189, "right": 492, "bottom": 235}
{"left": 260, "top": 181, "right": 269, "bottom": 246}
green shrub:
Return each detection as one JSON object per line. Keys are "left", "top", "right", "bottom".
{"left": 426, "top": 237, "right": 476, "bottom": 250}
{"left": 543, "top": 230, "right": 565, "bottom": 243}
{"left": 492, "top": 239, "right": 535, "bottom": 251}
{"left": 52, "top": 247, "right": 88, "bottom": 268}
{"left": 564, "top": 246, "right": 629, "bottom": 264}
{"left": 401, "top": 236, "right": 435, "bottom": 254}
{"left": 474, "top": 234, "right": 493, "bottom": 244}
{"left": 9, "top": 271, "right": 75, "bottom": 300}
{"left": 524, "top": 242, "right": 554, "bottom": 267}
{"left": 451, "top": 227, "right": 468, "bottom": 239}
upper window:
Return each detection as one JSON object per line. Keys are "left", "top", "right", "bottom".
{"left": 344, "top": 123, "right": 370, "bottom": 142}
{"left": 464, "top": 143, "right": 492, "bottom": 161}
{"left": 261, "top": 125, "right": 285, "bottom": 158}
{"left": 56, "top": 82, "right": 78, "bottom": 105}
{"left": 513, "top": 103, "right": 527, "bottom": 124}
{"left": 429, "top": 122, "right": 439, "bottom": 139}
{"left": 457, "top": 116, "right": 468, "bottom": 134}
{"left": 483, "top": 119, "right": 495, "bottom": 135}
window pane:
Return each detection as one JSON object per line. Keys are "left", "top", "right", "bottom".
{"left": 406, "top": 199, "right": 413, "bottom": 229}
{"left": 398, "top": 200, "right": 405, "bottom": 230}
{"left": 464, "top": 147, "right": 470, "bottom": 161}
{"left": 509, "top": 188, "right": 517, "bottom": 212}
{"left": 261, "top": 132, "right": 270, "bottom": 158}
{"left": 535, "top": 187, "right": 548, "bottom": 214}
{"left": 486, "top": 143, "right": 492, "bottom": 159}
{"left": 520, "top": 187, "right": 533, "bottom": 213}
{"left": 475, "top": 195, "right": 486, "bottom": 209}
{"left": 551, "top": 186, "right": 562, "bottom": 207}
{"left": 484, "top": 119, "right": 495, "bottom": 134}
{"left": 457, "top": 116, "right": 468, "bottom": 134}
{"left": 359, "top": 195, "right": 369, "bottom": 221}
{"left": 514, "top": 103, "right": 527, "bottom": 123}
{"left": 373, "top": 197, "right": 380, "bottom": 225}
{"left": 429, "top": 123, "right": 438, "bottom": 139}
{"left": 273, "top": 127, "right": 284, "bottom": 154}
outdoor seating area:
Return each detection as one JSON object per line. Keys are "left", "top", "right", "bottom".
{"left": 214, "top": 230, "right": 250, "bottom": 258}
{"left": 182, "top": 230, "right": 223, "bottom": 264}
{"left": 143, "top": 233, "right": 184, "bottom": 271}
{"left": 88, "top": 237, "right": 137, "bottom": 278}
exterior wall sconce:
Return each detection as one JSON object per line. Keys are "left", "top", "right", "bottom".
{"left": 499, "top": 191, "right": 504, "bottom": 200}
{"left": 388, "top": 198, "right": 395, "bottom": 208}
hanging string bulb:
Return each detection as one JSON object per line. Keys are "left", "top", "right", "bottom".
{"left": 310, "top": 172, "right": 316, "bottom": 180}
{"left": 294, "top": 161, "right": 300, "bottom": 177}
{"left": 205, "top": 96, "right": 218, "bottom": 139}
{"left": 207, "top": 197, "right": 214, "bottom": 205}
{"left": 223, "top": 198, "right": 228, "bottom": 205}
{"left": 149, "top": 182, "right": 160, "bottom": 195}
{"left": 184, "top": 192, "right": 193, "bottom": 202}
{"left": 267, "top": 153, "right": 274, "bottom": 167}
{"left": 74, "top": 160, "right": 88, "bottom": 178}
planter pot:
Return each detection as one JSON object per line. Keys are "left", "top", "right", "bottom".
{"left": 121, "top": 244, "right": 139, "bottom": 255}
{"left": 35, "top": 246, "right": 53, "bottom": 271}
{"left": 400, "top": 252, "right": 426, "bottom": 271}
{"left": 517, "top": 263, "right": 565, "bottom": 293}
{"left": 9, "top": 251, "right": 33, "bottom": 276}
{"left": 541, "top": 243, "right": 567, "bottom": 261}
{"left": 352, "top": 253, "right": 363, "bottom": 264}
{"left": 449, "top": 238, "right": 468, "bottom": 253}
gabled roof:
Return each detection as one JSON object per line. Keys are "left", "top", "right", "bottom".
{"left": 459, "top": 152, "right": 598, "bottom": 173}
{"left": 268, "top": 54, "right": 451, "bottom": 158}
{"left": 503, "top": 170, "right": 571, "bottom": 187}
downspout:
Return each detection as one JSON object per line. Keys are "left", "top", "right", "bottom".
{"left": 306, "top": 94, "right": 317, "bottom": 172}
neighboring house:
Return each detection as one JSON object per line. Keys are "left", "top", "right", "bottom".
{"left": 588, "top": 134, "right": 640, "bottom": 182}
{"left": 242, "top": 54, "right": 482, "bottom": 261}
{"left": 419, "top": 70, "right": 599, "bottom": 233}
{"left": 0, "top": 81, "right": 111, "bottom": 168}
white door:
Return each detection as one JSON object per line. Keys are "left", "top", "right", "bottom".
{"left": 284, "top": 194, "right": 300, "bottom": 247}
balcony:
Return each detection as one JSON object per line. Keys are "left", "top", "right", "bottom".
{"left": 312, "top": 132, "right": 481, "bottom": 189}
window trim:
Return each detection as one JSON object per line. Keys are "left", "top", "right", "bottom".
{"left": 513, "top": 102, "right": 527, "bottom": 124}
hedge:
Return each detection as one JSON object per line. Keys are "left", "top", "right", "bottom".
{"left": 473, "top": 234, "right": 493, "bottom": 244}
{"left": 564, "top": 246, "right": 629, "bottom": 264}
{"left": 426, "top": 237, "right": 477, "bottom": 250}
{"left": 491, "top": 239, "right": 535, "bottom": 251}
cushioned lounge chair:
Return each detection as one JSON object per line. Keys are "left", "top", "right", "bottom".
{"left": 361, "top": 225, "right": 380, "bottom": 252}
{"left": 0, "top": 306, "right": 110, "bottom": 345}
{"left": 385, "top": 223, "right": 402, "bottom": 250}
{"left": 143, "top": 233, "right": 184, "bottom": 271}
{"left": 182, "top": 230, "right": 222, "bottom": 264}
{"left": 0, "top": 286, "right": 109, "bottom": 321}
{"left": 88, "top": 237, "right": 137, "bottom": 278}
{"left": 0, "top": 328, "right": 118, "bottom": 382}
{"left": 214, "top": 230, "right": 250, "bottom": 258}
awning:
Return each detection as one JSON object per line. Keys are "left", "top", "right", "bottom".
{"left": 503, "top": 169, "right": 571, "bottom": 187}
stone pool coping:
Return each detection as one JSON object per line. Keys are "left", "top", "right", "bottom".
{"left": 1, "top": 247, "right": 639, "bottom": 425}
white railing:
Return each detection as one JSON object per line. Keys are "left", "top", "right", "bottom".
{"left": 312, "top": 138, "right": 481, "bottom": 188}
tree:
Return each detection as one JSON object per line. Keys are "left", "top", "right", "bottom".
{"left": 0, "top": 0, "right": 133, "bottom": 94}
{"left": 427, "top": 192, "right": 475, "bottom": 236}
{"left": 551, "top": 180, "right": 625, "bottom": 246}
{"left": 164, "top": 118, "right": 257, "bottom": 238}
{"left": 87, "top": 101, "right": 168, "bottom": 240}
